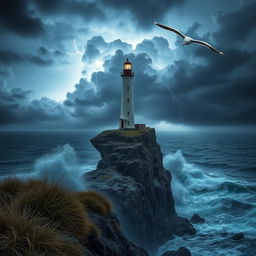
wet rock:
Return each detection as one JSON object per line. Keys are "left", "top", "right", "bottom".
{"left": 84, "top": 128, "right": 195, "bottom": 253}
{"left": 190, "top": 214, "right": 205, "bottom": 224}
{"left": 161, "top": 246, "right": 192, "bottom": 256}
{"left": 173, "top": 216, "right": 196, "bottom": 236}
{"left": 84, "top": 212, "right": 148, "bottom": 256}
{"left": 232, "top": 232, "right": 244, "bottom": 240}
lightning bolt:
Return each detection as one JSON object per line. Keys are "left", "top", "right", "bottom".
{"left": 73, "top": 40, "right": 83, "bottom": 56}
{"left": 168, "top": 86, "right": 184, "bottom": 123}
{"left": 42, "top": 40, "right": 83, "bottom": 57}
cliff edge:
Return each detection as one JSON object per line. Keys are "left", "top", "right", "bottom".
{"left": 84, "top": 128, "right": 195, "bottom": 253}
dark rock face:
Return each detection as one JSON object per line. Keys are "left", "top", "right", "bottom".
{"left": 84, "top": 212, "right": 148, "bottom": 256}
{"left": 190, "top": 214, "right": 205, "bottom": 224}
{"left": 84, "top": 128, "right": 195, "bottom": 252}
{"left": 161, "top": 247, "right": 191, "bottom": 256}
{"left": 232, "top": 232, "right": 244, "bottom": 240}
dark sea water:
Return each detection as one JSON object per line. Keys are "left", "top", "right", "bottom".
{"left": 0, "top": 130, "right": 255, "bottom": 256}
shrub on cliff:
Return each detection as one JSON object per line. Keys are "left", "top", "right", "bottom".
{"left": 0, "top": 206, "right": 84, "bottom": 256}
{"left": 0, "top": 177, "right": 115, "bottom": 255}
{"left": 0, "top": 177, "right": 25, "bottom": 202}
{"left": 75, "top": 191, "right": 112, "bottom": 216}
{"left": 15, "top": 180, "right": 91, "bottom": 238}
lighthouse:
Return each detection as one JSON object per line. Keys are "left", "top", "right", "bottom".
{"left": 119, "top": 59, "right": 135, "bottom": 129}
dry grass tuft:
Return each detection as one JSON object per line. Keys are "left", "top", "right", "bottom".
{"left": 75, "top": 191, "right": 112, "bottom": 216}
{"left": 0, "top": 177, "right": 113, "bottom": 255}
{"left": 108, "top": 127, "right": 150, "bottom": 137}
{"left": 24, "top": 178, "right": 51, "bottom": 190}
{"left": 0, "top": 206, "right": 84, "bottom": 256}
{"left": 87, "top": 222, "right": 101, "bottom": 238}
{"left": 15, "top": 181, "right": 90, "bottom": 238}
{"left": 113, "top": 222, "right": 121, "bottom": 233}
{"left": 0, "top": 177, "right": 25, "bottom": 202}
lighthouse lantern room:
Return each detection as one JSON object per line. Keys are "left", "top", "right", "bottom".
{"left": 119, "top": 59, "right": 135, "bottom": 129}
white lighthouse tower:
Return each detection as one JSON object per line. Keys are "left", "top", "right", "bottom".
{"left": 119, "top": 59, "right": 135, "bottom": 129}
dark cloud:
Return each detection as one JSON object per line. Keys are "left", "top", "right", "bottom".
{"left": 33, "top": 0, "right": 105, "bottom": 20}
{"left": 0, "top": 67, "right": 68, "bottom": 126}
{"left": 0, "top": 88, "right": 66, "bottom": 125}
{"left": 135, "top": 37, "right": 173, "bottom": 67}
{"left": 41, "top": 22, "right": 76, "bottom": 49}
{"left": 0, "top": 0, "right": 44, "bottom": 36}
{"left": 37, "top": 46, "right": 66, "bottom": 58}
{"left": 0, "top": 67, "right": 30, "bottom": 124}
{"left": 167, "top": 13, "right": 256, "bottom": 126}
{"left": 27, "top": 97, "right": 66, "bottom": 122}
{"left": 0, "top": 50, "right": 23, "bottom": 64}
{"left": 31, "top": 47, "right": 67, "bottom": 66}
{"left": 0, "top": 67, "right": 14, "bottom": 87}
{"left": 0, "top": 87, "right": 31, "bottom": 103}
{"left": 213, "top": 1, "right": 256, "bottom": 47}
{"left": 0, "top": 47, "right": 67, "bottom": 66}
{"left": 98, "top": 0, "right": 186, "bottom": 29}
{"left": 82, "top": 36, "right": 132, "bottom": 63}
{"left": 135, "top": 40, "right": 158, "bottom": 60}
{"left": 82, "top": 44, "right": 101, "bottom": 63}
{"left": 29, "top": 56, "right": 55, "bottom": 66}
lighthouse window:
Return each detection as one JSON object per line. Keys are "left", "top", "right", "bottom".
{"left": 127, "top": 98, "right": 130, "bottom": 103}
{"left": 127, "top": 111, "right": 129, "bottom": 115}
{"left": 127, "top": 86, "right": 129, "bottom": 91}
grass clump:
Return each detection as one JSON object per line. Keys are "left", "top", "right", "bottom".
{"left": 0, "top": 177, "right": 25, "bottom": 202}
{"left": 112, "top": 222, "right": 121, "bottom": 233}
{"left": 75, "top": 191, "right": 112, "bottom": 216}
{"left": 0, "top": 177, "right": 114, "bottom": 255}
{"left": 87, "top": 221, "right": 101, "bottom": 238}
{"left": 16, "top": 181, "right": 90, "bottom": 238}
{"left": 109, "top": 127, "right": 150, "bottom": 137}
{"left": 0, "top": 206, "right": 84, "bottom": 256}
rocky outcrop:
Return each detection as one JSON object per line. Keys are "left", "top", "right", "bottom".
{"left": 232, "top": 232, "right": 244, "bottom": 240}
{"left": 84, "top": 128, "right": 195, "bottom": 253}
{"left": 84, "top": 212, "right": 148, "bottom": 256}
{"left": 161, "top": 247, "right": 191, "bottom": 256}
{"left": 190, "top": 214, "right": 205, "bottom": 224}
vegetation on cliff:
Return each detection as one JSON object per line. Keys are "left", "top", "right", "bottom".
{"left": 75, "top": 191, "right": 112, "bottom": 216}
{"left": 0, "top": 177, "right": 112, "bottom": 256}
{"left": 108, "top": 128, "right": 151, "bottom": 137}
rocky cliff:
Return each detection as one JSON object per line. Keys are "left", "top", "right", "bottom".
{"left": 85, "top": 212, "right": 148, "bottom": 256}
{"left": 84, "top": 128, "right": 195, "bottom": 253}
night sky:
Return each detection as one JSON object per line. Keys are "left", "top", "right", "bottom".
{"left": 0, "top": 0, "right": 255, "bottom": 130}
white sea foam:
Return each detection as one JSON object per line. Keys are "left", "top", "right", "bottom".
{"left": 159, "top": 150, "right": 256, "bottom": 256}
{"left": 163, "top": 150, "right": 256, "bottom": 233}
{"left": 0, "top": 144, "right": 87, "bottom": 191}
{"left": 32, "top": 144, "right": 86, "bottom": 190}
{"left": 164, "top": 150, "right": 222, "bottom": 206}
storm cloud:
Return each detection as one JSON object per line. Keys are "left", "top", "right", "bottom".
{"left": 0, "top": 47, "right": 68, "bottom": 66}
{"left": 0, "top": 0, "right": 44, "bottom": 36}
{"left": 97, "top": 0, "right": 186, "bottom": 28}
{"left": 0, "top": 0, "right": 255, "bottom": 129}
{"left": 0, "top": 67, "right": 67, "bottom": 126}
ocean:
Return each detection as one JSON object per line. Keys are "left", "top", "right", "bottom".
{"left": 0, "top": 130, "right": 255, "bottom": 256}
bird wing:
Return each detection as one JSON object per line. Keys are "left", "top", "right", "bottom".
{"left": 153, "top": 21, "right": 185, "bottom": 38}
{"left": 191, "top": 39, "right": 224, "bottom": 55}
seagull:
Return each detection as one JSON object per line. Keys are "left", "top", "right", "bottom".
{"left": 153, "top": 21, "right": 224, "bottom": 55}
